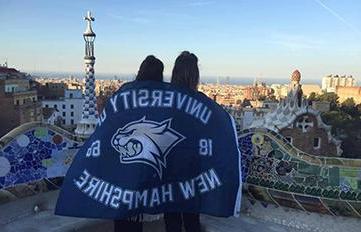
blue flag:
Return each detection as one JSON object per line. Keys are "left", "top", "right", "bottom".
{"left": 55, "top": 81, "right": 242, "bottom": 219}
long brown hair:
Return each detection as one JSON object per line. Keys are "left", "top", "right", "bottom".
{"left": 171, "top": 51, "right": 199, "bottom": 91}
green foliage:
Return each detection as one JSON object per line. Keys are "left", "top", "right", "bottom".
{"left": 321, "top": 111, "right": 351, "bottom": 134}
{"left": 308, "top": 92, "right": 340, "bottom": 110}
{"left": 308, "top": 92, "right": 318, "bottom": 101}
{"left": 342, "top": 98, "right": 356, "bottom": 108}
{"left": 321, "top": 93, "right": 339, "bottom": 110}
{"left": 341, "top": 98, "right": 359, "bottom": 118}
{"left": 318, "top": 92, "right": 339, "bottom": 102}
{"left": 320, "top": 95, "right": 361, "bottom": 158}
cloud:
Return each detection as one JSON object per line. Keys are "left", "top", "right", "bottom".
{"left": 268, "top": 33, "right": 324, "bottom": 52}
{"left": 130, "top": 17, "right": 151, "bottom": 24}
{"left": 313, "top": 0, "right": 361, "bottom": 37}
{"left": 108, "top": 7, "right": 198, "bottom": 27}
{"left": 107, "top": 13, "right": 151, "bottom": 24}
{"left": 187, "top": 0, "right": 215, "bottom": 7}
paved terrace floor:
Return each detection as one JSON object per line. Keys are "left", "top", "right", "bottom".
{"left": 1, "top": 190, "right": 360, "bottom": 232}
{"left": 2, "top": 211, "right": 304, "bottom": 232}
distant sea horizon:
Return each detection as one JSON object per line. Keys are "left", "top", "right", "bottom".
{"left": 28, "top": 71, "right": 322, "bottom": 86}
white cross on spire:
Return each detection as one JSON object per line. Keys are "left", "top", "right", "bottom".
{"left": 85, "top": 11, "right": 94, "bottom": 22}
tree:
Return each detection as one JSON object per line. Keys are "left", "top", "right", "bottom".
{"left": 308, "top": 92, "right": 319, "bottom": 102}
{"left": 342, "top": 98, "right": 356, "bottom": 108}
{"left": 322, "top": 109, "right": 361, "bottom": 158}
{"left": 340, "top": 98, "right": 359, "bottom": 118}
{"left": 316, "top": 94, "right": 361, "bottom": 158}
{"left": 322, "top": 111, "right": 350, "bottom": 134}
{"left": 357, "top": 104, "right": 361, "bottom": 114}
{"left": 317, "top": 92, "right": 339, "bottom": 110}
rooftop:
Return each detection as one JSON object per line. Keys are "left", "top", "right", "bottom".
{"left": 0, "top": 67, "right": 20, "bottom": 75}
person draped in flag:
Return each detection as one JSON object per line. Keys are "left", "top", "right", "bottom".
{"left": 114, "top": 55, "right": 164, "bottom": 232}
{"left": 164, "top": 51, "right": 202, "bottom": 232}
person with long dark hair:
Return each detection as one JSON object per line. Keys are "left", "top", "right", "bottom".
{"left": 163, "top": 51, "right": 202, "bottom": 232}
{"left": 114, "top": 54, "right": 164, "bottom": 232}
{"left": 170, "top": 51, "right": 199, "bottom": 91}
{"left": 135, "top": 55, "right": 164, "bottom": 82}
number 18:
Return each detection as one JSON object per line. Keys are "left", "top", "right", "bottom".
{"left": 199, "top": 139, "right": 213, "bottom": 156}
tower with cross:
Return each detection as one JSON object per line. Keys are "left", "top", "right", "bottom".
{"left": 75, "top": 11, "right": 98, "bottom": 139}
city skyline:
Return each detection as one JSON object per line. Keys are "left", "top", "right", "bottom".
{"left": 1, "top": 0, "right": 361, "bottom": 82}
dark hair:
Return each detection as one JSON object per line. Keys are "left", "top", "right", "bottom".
{"left": 136, "top": 55, "right": 164, "bottom": 82}
{"left": 171, "top": 51, "right": 199, "bottom": 91}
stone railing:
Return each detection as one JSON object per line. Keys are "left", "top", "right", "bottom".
{"left": 239, "top": 128, "right": 361, "bottom": 218}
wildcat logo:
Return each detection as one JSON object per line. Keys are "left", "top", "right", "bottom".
{"left": 111, "top": 117, "right": 185, "bottom": 179}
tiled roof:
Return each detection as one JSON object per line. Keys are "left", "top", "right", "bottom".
{"left": 0, "top": 67, "right": 20, "bottom": 74}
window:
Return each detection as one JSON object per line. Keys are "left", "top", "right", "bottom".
{"left": 62, "top": 112, "right": 66, "bottom": 117}
{"left": 71, "top": 119, "right": 74, "bottom": 125}
{"left": 296, "top": 115, "right": 314, "bottom": 133}
{"left": 62, "top": 104, "right": 66, "bottom": 109}
{"left": 62, "top": 119, "right": 66, "bottom": 124}
{"left": 16, "top": 100, "right": 19, "bottom": 105}
{"left": 71, "top": 112, "right": 74, "bottom": 117}
{"left": 70, "top": 104, "right": 74, "bottom": 109}
{"left": 45, "top": 104, "right": 49, "bottom": 108}
{"left": 313, "top": 137, "right": 321, "bottom": 149}
{"left": 54, "top": 104, "right": 57, "bottom": 109}
{"left": 285, "top": 137, "right": 293, "bottom": 144}
{"left": 69, "top": 93, "right": 73, "bottom": 98}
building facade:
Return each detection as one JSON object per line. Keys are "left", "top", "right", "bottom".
{"left": 336, "top": 86, "right": 361, "bottom": 104}
{"left": 270, "top": 84, "right": 290, "bottom": 100}
{"left": 37, "top": 82, "right": 67, "bottom": 100}
{"left": 271, "top": 83, "right": 321, "bottom": 99}
{"left": 0, "top": 67, "right": 42, "bottom": 137}
{"left": 42, "top": 89, "right": 84, "bottom": 129}
{"left": 322, "top": 75, "right": 356, "bottom": 93}
{"left": 242, "top": 81, "right": 274, "bottom": 101}
{"left": 301, "top": 84, "right": 321, "bottom": 97}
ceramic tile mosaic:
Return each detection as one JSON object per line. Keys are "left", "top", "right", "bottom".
{"left": 1, "top": 123, "right": 361, "bottom": 218}
{"left": 238, "top": 128, "right": 361, "bottom": 218}
{"left": 0, "top": 127, "right": 80, "bottom": 189}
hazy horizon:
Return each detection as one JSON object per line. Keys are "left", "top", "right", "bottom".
{"left": 29, "top": 70, "right": 327, "bottom": 85}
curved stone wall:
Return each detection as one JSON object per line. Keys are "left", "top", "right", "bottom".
{"left": 1, "top": 123, "right": 361, "bottom": 218}
{"left": 239, "top": 128, "right": 361, "bottom": 217}
{"left": 0, "top": 123, "right": 81, "bottom": 189}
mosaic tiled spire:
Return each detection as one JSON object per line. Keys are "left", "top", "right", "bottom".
{"left": 75, "top": 11, "right": 98, "bottom": 138}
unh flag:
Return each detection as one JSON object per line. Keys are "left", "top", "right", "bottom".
{"left": 55, "top": 81, "right": 242, "bottom": 219}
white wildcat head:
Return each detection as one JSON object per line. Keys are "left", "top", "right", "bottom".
{"left": 111, "top": 117, "right": 185, "bottom": 178}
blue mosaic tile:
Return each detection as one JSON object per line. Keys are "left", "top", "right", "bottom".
{"left": 0, "top": 127, "right": 79, "bottom": 189}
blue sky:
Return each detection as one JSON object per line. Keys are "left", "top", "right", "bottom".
{"left": 0, "top": 0, "right": 360, "bottom": 81}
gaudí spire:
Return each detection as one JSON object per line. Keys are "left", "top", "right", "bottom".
{"left": 75, "top": 11, "right": 98, "bottom": 139}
